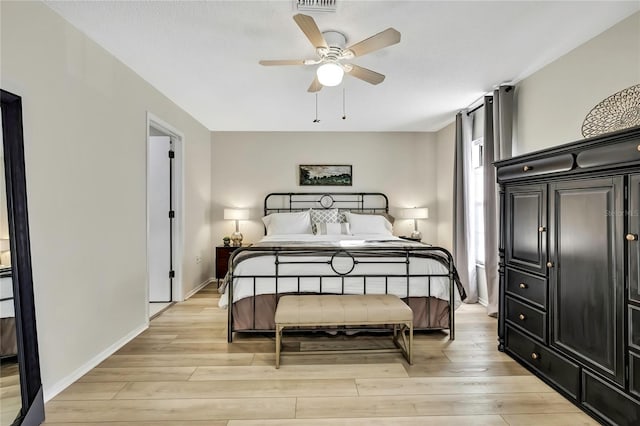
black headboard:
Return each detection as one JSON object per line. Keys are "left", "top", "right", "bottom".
{"left": 264, "top": 192, "right": 389, "bottom": 216}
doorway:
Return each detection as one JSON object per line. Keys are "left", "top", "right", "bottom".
{"left": 146, "top": 113, "right": 183, "bottom": 319}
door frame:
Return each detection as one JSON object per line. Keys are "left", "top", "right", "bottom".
{"left": 145, "top": 112, "right": 185, "bottom": 319}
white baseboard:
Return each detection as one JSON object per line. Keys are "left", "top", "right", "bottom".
{"left": 45, "top": 279, "right": 213, "bottom": 401}
{"left": 478, "top": 297, "right": 488, "bottom": 307}
{"left": 43, "top": 322, "right": 148, "bottom": 402}
{"left": 184, "top": 277, "right": 214, "bottom": 300}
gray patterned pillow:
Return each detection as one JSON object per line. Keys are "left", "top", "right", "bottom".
{"left": 310, "top": 208, "right": 339, "bottom": 233}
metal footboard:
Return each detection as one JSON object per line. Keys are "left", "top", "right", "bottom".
{"left": 225, "top": 245, "right": 459, "bottom": 343}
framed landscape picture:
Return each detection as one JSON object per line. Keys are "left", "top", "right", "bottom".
{"left": 299, "top": 165, "right": 352, "bottom": 186}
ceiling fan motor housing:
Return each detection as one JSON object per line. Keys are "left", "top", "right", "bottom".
{"left": 317, "top": 31, "right": 353, "bottom": 62}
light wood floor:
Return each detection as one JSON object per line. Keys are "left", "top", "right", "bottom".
{"left": 43, "top": 284, "right": 598, "bottom": 425}
{"left": 1, "top": 359, "right": 21, "bottom": 425}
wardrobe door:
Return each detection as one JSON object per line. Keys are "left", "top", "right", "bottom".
{"left": 549, "top": 177, "right": 625, "bottom": 385}
{"left": 505, "top": 184, "right": 547, "bottom": 275}
{"left": 630, "top": 174, "right": 640, "bottom": 304}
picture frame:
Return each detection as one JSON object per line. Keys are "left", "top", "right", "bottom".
{"left": 299, "top": 165, "right": 352, "bottom": 186}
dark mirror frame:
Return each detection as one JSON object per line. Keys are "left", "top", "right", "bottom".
{"left": 1, "top": 89, "right": 44, "bottom": 426}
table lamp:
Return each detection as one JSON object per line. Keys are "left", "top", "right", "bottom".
{"left": 224, "top": 208, "right": 249, "bottom": 246}
{"left": 400, "top": 207, "right": 429, "bottom": 240}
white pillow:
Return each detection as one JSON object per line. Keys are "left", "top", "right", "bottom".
{"left": 346, "top": 212, "right": 393, "bottom": 235}
{"left": 262, "top": 211, "right": 312, "bottom": 235}
{"left": 315, "top": 222, "right": 351, "bottom": 235}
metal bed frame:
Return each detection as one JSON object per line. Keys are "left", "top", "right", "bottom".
{"left": 226, "top": 192, "right": 459, "bottom": 342}
{"left": 264, "top": 192, "right": 390, "bottom": 214}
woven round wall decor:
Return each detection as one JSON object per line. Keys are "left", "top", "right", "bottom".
{"left": 581, "top": 84, "right": 640, "bottom": 138}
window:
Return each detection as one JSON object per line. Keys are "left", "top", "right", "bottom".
{"left": 472, "top": 138, "right": 485, "bottom": 265}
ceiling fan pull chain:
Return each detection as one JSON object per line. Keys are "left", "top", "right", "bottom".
{"left": 313, "top": 93, "right": 320, "bottom": 123}
{"left": 342, "top": 87, "right": 347, "bottom": 120}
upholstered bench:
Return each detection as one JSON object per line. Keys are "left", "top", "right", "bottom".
{"left": 274, "top": 294, "right": 413, "bottom": 368}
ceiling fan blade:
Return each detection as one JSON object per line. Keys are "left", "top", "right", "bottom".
{"left": 346, "top": 28, "right": 401, "bottom": 57}
{"left": 346, "top": 64, "right": 386, "bottom": 85}
{"left": 293, "top": 14, "right": 328, "bottom": 49}
{"left": 259, "top": 59, "right": 306, "bottom": 66}
{"left": 307, "top": 76, "right": 323, "bottom": 93}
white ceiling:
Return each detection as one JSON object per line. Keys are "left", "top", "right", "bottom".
{"left": 45, "top": 1, "right": 639, "bottom": 132}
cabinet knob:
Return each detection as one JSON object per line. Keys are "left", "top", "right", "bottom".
{"left": 523, "top": 165, "right": 532, "bottom": 172}
{"left": 538, "top": 226, "right": 546, "bottom": 232}
{"left": 519, "top": 313, "right": 526, "bottom": 321}
{"left": 637, "top": 144, "right": 640, "bottom": 152}
{"left": 531, "top": 352, "right": 540, "bottom": 360}
{"left": 519, "top": 283, "right": 527, "bottom": 289}
{"left": 627, "top": 234, "right": 638, "bottom": 241}
{"left": 546, "top": 261, "right": 553, "bottom": 268}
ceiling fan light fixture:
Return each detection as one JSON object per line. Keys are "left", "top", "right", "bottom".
{"left": 316, "top": 63, "right": 344, "bottom": 87}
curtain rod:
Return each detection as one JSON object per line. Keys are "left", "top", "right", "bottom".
{"left": 466, "top": 103, "right": 484, "bottom": 116}
{"left": 463, "top": 92, "right": 488, "bottom": 116}
{"left": 464, "top": 84, "right": 513, "bottom": 115}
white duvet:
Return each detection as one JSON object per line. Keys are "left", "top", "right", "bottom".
{"left": 218, "top": 234, "right": 462, "bottom": 309}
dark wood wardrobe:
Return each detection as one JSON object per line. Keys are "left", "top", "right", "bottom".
{"left": 496, "top": 126, "right": 640, "bottom": 425}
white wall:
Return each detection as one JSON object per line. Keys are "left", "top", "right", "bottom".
{"left": 515, "top": 12, "right": 640, "bottom": 155}
{"left": 1, "top": 1, "right": 212, "bottom": 399}
{"left": 435, "top": 122, "right": 455, "bottom": 251}
{"left": 211, "top": 132, "right": 438, "bottom": 249}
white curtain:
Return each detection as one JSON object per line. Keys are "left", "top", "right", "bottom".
{"left": 453, "top": 111, "right": 478, "bottom": 303}
{"left": 483, "top": 86, "right": 514, "bottom": 316}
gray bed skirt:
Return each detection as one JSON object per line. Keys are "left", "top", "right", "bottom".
{"left": 231, "top": 294, "right": 451, "bottom": 332}
{"left": 0, "top": 317, "right": 17, "bottom": 356}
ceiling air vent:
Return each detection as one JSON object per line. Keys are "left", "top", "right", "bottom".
{"left": 295, "top": 0, "right": 337, "bottom": 13}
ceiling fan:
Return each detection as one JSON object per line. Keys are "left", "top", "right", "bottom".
{"left": 259, "top": 14, "right": 401, "bottom": 92}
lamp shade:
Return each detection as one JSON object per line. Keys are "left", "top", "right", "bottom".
{"left": 400, "top": 207, "right": 429, "bottom": 220}
{"left": 224, "top": 208, "right": 249, "bottom": 220}
{"left": 0, "top": 239, "right": 9, "bottom": 252}
{"left": 316, "top": 63, "right": 344, "bottom": 87}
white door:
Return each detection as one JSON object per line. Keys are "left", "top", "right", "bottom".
{"left": 149, "top": 136, "right": 173, "bottom": 302}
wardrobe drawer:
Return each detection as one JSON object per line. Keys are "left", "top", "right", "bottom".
{"left": 497, "top": 154, "right": 574, "bottom": 182}
{"left": 506, "top": 326, "right": 580, "bottom": 399}
{"left": 576, "top": 138, "right": 640, "bottom": 170}
{"left": 506, "top": 267, "right": 547, "bottom": 309}
{"left": 582, "top": 371, "right": 640, "bottom": 426}
{"left": 631, "top": 352, "right": 640, "bottom": 399}
{"left": 506, "top": 297, "right": 546, "bottom": 342}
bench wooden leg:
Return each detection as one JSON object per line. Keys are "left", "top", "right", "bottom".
{"left": 275, "top": 325, "right": 282, "bottom": 369}
{"left": 392, "top": 325, "right": 400, "bottom": 350}
{"left": 393, "top": 323, "right": 413, "bottom": 365}
{"left": 409, "top": 321, "right": 413, "bottom": 365}
{"left": 276, "top": 321, "right": 412, "bottom": 367}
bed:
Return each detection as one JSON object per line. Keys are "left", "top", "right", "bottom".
{"left": 220, "top": 192, "right": 466, "bottom": 343}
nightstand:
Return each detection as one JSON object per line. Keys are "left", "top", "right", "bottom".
{"left": 215, "top": 245, "right": 242, "bottom": 282}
